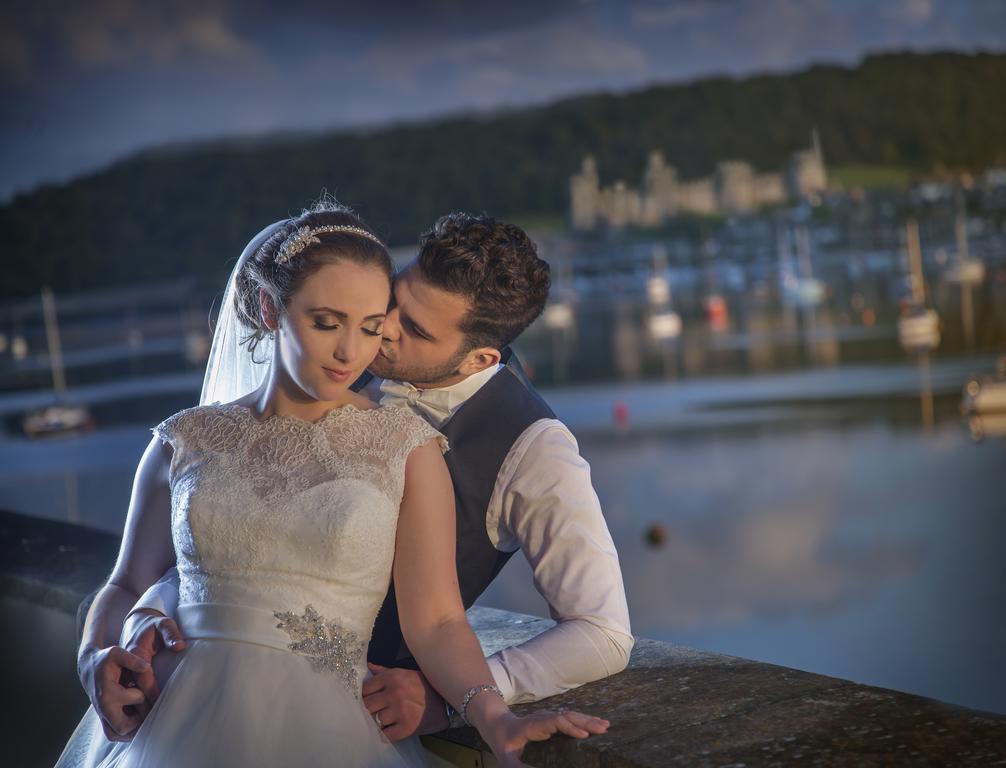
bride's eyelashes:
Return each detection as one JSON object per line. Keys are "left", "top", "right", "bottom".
{"left": 311, "top": 320, "right": 383, "bottom": 337}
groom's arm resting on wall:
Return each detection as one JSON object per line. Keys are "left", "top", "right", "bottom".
{"left": 484, "top": 418, "right": 634, "bottom": 703}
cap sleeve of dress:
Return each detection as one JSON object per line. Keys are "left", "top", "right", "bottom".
{"left": 152, "top": 404, "right": 246, "bottom": 453}
{"left": 394, "top": 408, "right": 449, "bottom": 458}
{"left": 151, "top": 408, "right": 193, "bottom": 450}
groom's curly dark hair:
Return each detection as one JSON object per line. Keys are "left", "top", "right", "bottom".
{"left": 416, "top": 213, "right": 550, "bottom": 352}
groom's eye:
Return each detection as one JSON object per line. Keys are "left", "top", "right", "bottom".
{"left": 404, "top": 318, "right": 431, "bottom": 341}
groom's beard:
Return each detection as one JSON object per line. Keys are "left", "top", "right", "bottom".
{"left": 368, "top": 342, "right": 466, "bottom": 387}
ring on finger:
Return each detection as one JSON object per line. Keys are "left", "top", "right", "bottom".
{"left": 374, "top": 711, "right": 383, "bottom": 728}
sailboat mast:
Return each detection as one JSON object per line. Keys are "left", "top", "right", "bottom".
{"left": 905, "top": 219, "right": 925, "bottom": 307}
{"left": 41, "top": 286, "right": 67, "bottom": 394}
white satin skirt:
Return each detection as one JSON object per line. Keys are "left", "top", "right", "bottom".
{"left": 55, "top": 603, "right": 429, "bottom": 768}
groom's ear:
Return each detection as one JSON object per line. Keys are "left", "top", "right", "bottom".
{"left": 259, "top": 288, "right": 280, "bottom": 331}
{"left": 458, "top": 346, "right": 502, "bottom": 376}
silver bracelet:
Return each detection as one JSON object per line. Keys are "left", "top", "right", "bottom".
{"left": 459, "top": 683, "right": 504, "bottom": 726}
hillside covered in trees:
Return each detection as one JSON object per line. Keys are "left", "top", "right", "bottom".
{"left": 2, "top": 51, "right": 1004, "bottom": 299}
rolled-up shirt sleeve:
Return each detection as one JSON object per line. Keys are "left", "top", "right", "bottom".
{"left": 484, "top": 419, "right": 634, "bottom": 704}
{"left": 127, "top": 567, "right": 180, "bottom": 620}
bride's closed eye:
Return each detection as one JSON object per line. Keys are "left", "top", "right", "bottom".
{"left": 312, "top": 316, "right": 382, "bottom": 335}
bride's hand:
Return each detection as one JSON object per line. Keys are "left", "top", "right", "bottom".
{"left": 484, "top": 709, "right": 609, "bottom": 767}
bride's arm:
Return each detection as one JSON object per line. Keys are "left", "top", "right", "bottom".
{"left": 392, "top": 440, "right": 608, "bottom": 766}
{"left": 77, "top": 435, "right": 177, "bottom": 740}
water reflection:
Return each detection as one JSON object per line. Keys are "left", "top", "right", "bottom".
{"left": 591, "top": 425, "right": 930, "bottom": 630}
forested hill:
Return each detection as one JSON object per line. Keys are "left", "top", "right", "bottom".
{"left": 3, "top": 51, "right": 1005, "bottom": 299}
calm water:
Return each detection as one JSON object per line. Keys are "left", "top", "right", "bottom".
{"left": 2, "top": 367, "right": 1004, "bottom": 715}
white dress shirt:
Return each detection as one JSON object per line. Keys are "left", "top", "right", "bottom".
{"left": 132, "top": 365, "right": 633, "bottom": 705}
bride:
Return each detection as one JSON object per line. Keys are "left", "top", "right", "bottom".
{"left": 57, "top": 201, "right": 608, "bottom": 767}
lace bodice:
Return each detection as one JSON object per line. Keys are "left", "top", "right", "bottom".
{"left": 152, "top": 403, "right": 446, "bottom": 640}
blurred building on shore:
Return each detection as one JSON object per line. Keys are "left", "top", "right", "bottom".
{"left": 571, "top": 132, "right": 827, "bottom": 229}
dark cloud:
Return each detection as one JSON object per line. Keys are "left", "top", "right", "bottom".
{"left": 1, "top": 0, "right": 1003, "bottom": 200}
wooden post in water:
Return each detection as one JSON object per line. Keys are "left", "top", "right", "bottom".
{"left": 906, "top": 219, "right": 925, "bottom": 307}
{"left": 905, "top": 219, "right": 934, "bottom": 430}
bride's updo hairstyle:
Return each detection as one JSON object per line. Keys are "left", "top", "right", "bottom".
{"left": 234, "top": 199, "right": 392, "bottom": 355}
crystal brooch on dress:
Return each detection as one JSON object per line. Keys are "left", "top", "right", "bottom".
{"left": 274, "top": 605, "right": 367, "bottom": 694}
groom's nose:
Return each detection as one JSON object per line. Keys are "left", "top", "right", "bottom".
{"left": 382, "top": 307, "right": 401, "bottom": 341}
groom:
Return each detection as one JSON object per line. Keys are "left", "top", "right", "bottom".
{"left": 119, "top": 213, "right": 632, "bottom": 740}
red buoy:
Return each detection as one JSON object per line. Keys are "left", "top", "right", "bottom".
{"left": 613, "top": 400, "right": 630, "bottom": 431}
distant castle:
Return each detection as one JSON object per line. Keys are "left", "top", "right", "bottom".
{"left": 569, "top": 132, "right": 827, "bottom": 230}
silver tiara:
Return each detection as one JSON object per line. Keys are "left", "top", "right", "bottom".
{"left": 274, "top": 224, "right": 385, "bottom": 265}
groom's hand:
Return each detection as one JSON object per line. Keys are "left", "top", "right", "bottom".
{"left": 120, "top": 609, "right": 187, "bottom": 707}
{"left": 78, "top": 644, "right": 151, "bottom": 741}
{"left": 362, "top": 663, "right": 449, "bottom": 741}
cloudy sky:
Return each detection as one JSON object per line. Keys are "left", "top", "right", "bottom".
{"left": 1, "top": 0, "right": 1003, "bottom": 201}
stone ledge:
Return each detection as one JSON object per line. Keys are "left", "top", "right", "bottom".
{"left": 438, "top": 629, "right": 1006, "bottom": 766}
{"left": 0, "top": 509, "right": 119, "bottom": 613}
{"left": 3, "top": 508, "right": 1005, "bottom": 766}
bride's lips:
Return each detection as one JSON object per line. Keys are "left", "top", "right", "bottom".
{"left": 322, "top": 366, "right": 352, "bottom": 383}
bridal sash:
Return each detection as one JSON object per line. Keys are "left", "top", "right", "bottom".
{"left": 179, "top": 602, "right": 300, "bottom": 653}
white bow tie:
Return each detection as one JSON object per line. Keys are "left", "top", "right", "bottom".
{"left": 378, "top": 365, "right": 504, "bottom": 428}
{"left": 379, "top": 379, "right": 456, "bottom": 428}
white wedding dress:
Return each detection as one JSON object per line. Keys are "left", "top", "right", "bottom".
{"left": 57, "top": 402, "right": 446, "bottom": 768}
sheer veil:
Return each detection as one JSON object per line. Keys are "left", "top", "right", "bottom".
{"left": 199, "top": 220, "right": 288, "bottom": 406}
